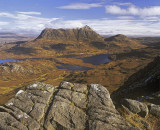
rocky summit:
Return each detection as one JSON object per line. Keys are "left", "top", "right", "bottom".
{"left": 36, "top": 25, "right": 103, "bottom": 42}
{"left": 0, "top": 81, "right": 138, "bottom": 130}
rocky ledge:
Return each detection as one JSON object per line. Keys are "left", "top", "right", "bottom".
{"left": 0, "top": 81, "right": 138, "bottom": 130}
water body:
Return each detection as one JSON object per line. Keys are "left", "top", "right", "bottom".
{"left": 80, "top": 54, "right": 111, "bottom": 65}
{"left": 0, "top": 54, "right": 111, "bottom": 71}
{"left": 60, "top": 54, "right": 111, "bottom": 65}
{"left": 57, "top": 63, "right": 92, "bottom": 71}
{"left": 0, "top": 58, "right": 40, "bottom": 64}
{"left": 57, "top": 54, "right": 111, "bottom": 71}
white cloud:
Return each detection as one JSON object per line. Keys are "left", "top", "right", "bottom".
{"left": 0, "top": 11, "right": 59, "bottom": 33}
{"left": 57, "top": 3, "right": 103, "bottom": 9}
{"left": 113, "top": 2, "right": 133, "bottom": 6}
{"left": 0, "top": 12, "right": 15, "bottom": 18}
{"left": 117, "top": 16, "right": 135, "bottom": 20}
{"left": 0, "top": 21, "right": 9, "bottom": 26}
{"left": 0, "top": 10, "right": 160, "bottom": 36}
{"left": 105, "top": 5, "right": 160, "bottom": 17}
{"left": 17, "top": 11, "right": 41, "bottom": 15}
{"left": 49, "top": 19, "right": 160, "bottom": 36}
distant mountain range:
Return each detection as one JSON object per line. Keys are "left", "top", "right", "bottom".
{"left": 2, "top": 25, "right": 146, "bottom": 57}
{"left": 36, "top": 25, "right": 145, "bottom": 49}
{"left": 0, "top": 32, "right": 36, "bottom": 44}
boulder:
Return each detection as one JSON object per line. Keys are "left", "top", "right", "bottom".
{"left": 122, "top": 99, "right": 149, "bottom": 117}
{"left": 149, "top": 104, "right": 160, "bottom": 118}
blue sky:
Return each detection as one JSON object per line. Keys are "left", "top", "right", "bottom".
{"left": 0, "top": 0, "right": 160, "bottom": 36}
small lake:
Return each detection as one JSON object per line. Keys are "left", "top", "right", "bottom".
{"left": 80, "top": 54, "right": 111, "bottom": 65}
{"left": 59, "top": 54, "right": 111, "bottom": 66}
{"left": 57, "top": 63, "right": 92, "bottom": 71}
{"left": 0, "top": 58, "right": 40, "bottom": 64}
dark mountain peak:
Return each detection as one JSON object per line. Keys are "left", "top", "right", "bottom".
{"left": 82, "top": 25, "right": 92, "bottom": 30}
{"left": 114, "top": 34, "right": 128, "bottom": 38}
{"left": 36, "top": 26, "right": 103, "bottom": 42}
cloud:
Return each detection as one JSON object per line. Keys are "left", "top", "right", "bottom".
{"left": 0, "top": 12, "right": 15, "bottom": 18}
{"left": 57, "top": 3, "right": 103, "bottom": 9}
{"left": 117, "top": 16, "right": 135, "bottom": 20}
{"left": 105, "top": 5, "right": 160, "bottom": 17}
{"left": 17, "top": 11, "right": 41, "bottom": 15}
{"left": 48, "top": 19, "right": 160, "bottom": 36}
{"left": 0, "top": 21, "right": 9, "bottom": 26}
{"left": 0, "top": 11, "right": 59, "bottom": 33}
{"left": 113, "top": 2, "right": 133, "bottom": 6}
{"left": 0, "top": 10, "right": 160, "bottom": 36}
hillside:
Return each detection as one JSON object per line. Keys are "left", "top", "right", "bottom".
{"left": 112, "top": 55, "right": 160, "bottom": 104}
{"left": 105, "top": 34, "right": 145, "bottom": 50}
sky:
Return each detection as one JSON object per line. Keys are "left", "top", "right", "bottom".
{"left": 0, "top": 0, "right": 160, "bottom": 36}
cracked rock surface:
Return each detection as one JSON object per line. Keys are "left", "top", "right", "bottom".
{"left": 0, "top": 81, "right": 138, "bottom": 130}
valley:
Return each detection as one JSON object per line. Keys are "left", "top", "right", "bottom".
{"left": 0, "top": 26, "right": 160, "bottom": 107}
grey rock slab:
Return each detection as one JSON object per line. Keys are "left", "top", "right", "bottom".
{"left": 56, "top": 89, "right": 72, "bottom": 101}
{"left": 27, "top": 82, "right": 55, "bottom": 93}
{"left": 72, "top": 83, "right": 88, "bottom": 94}
{"left": 60, "top": 81, "right": 74, "bottom": 89}
{"left": 29, "top": 103, "right": 46, "bottom": 122}
{"left": 88, "top": 84, "right": 115, "bottom": 109}
{"left": 87, "top": 84, "right": 138, "bottom": 130}
{"left": 45, "top": 101, "right": 87, "bottom": 129}
{"left": 6, "top": 97, "right": 34, "bottom": 114}
{"left": 0, "top": 112, "right": 28, "bottom": 130}
{"left": 3, "top": 104, "right": 40, "bottom": 130}
{"left": 72, "top": 91, "right": 87, "bottom": 109}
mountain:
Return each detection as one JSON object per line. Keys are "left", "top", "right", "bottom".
{"left": 105, "top": 34, "right": 145, "bottom": 49}
{"left": 36, "top": 25, "right": 103, "bottom": 42}
{"left": 0, "top": 26, "right": 146, "bottom": 58}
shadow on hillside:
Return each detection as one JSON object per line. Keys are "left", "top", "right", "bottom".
{"left": 111, "top": 56, "right": 160, "bottom": 103}
{"left": 6, "top": 46, "right": 36, "bottom": 55}
{"left": 8, "top": 41, "right": 27, "bottom": 45}
{"left": 90, "top": 42, "right": 106, "bottom": 49}
{"left": 114, "top": 49, "right": 152, "bottom": 60}
{"left": 50, "top": 43, "right": 67, "bottom": 51}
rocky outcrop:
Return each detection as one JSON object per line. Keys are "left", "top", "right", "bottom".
{"left": 149, "top": 104, "right": 160, "bottom": 118}
{"left": 122, "top": 99, "right": 149, "bottom": 117}
{"left": 0, "top": 63, "right": 33, "bottom": 74}
{"left": 0, "top": 81, "right": 138, "bottom": 130}
{"left": 36, "top": 25, "right": 103, "bottom": 42}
